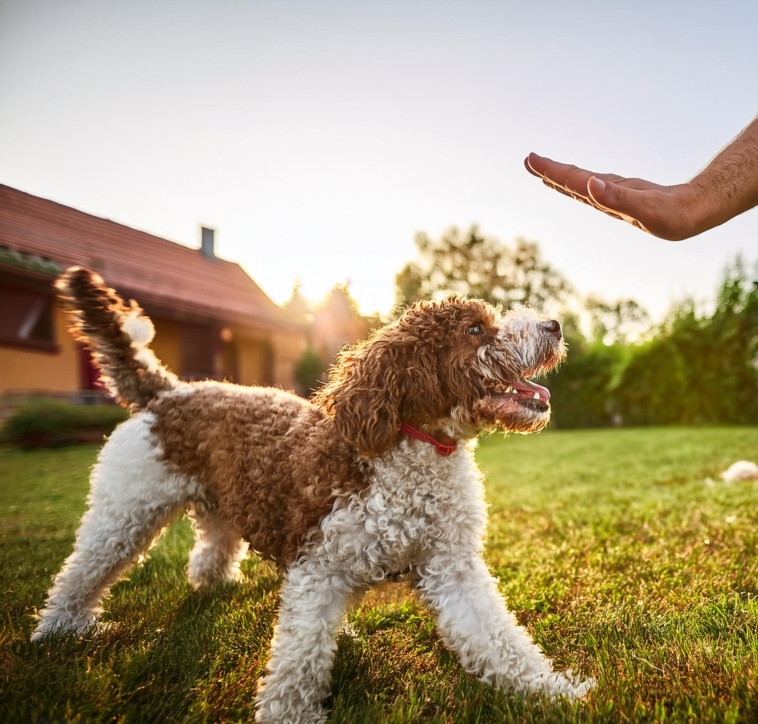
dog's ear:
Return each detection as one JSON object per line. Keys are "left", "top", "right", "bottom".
{"left": 314, "top": 332, "right": 407, "bottom": 456}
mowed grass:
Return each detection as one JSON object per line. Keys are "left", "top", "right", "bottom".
{"left": 1, "top": 426, "right": 758, "bottom": 723}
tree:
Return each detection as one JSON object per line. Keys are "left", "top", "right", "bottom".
{"left": 585, "top": 295, "right": 650, "bottom": 345}
{"left": 394, "top": 226, "right": 571, "bottom": 315}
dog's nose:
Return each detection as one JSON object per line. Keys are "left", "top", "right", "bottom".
{"left": 541, "top": 320, "right": 562, "bottom": 339}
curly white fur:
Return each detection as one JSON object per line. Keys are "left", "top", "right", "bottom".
{"left": 32, "top": 302, "right": 592, "bottom": 723}
{"left": 255, "top": 438, "right": 591, "bottom": 723}
{"left": 32, "top": 413, "right": 223, "bottom": 640}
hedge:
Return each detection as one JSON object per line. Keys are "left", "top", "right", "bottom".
{"left": 2, "top": 402, "right": 129, "bottom": 449}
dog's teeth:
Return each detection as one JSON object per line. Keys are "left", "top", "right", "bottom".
{"left": 533, "top": 392, "right": 540, "bottom": 399}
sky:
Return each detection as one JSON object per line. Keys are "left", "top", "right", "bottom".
{"left": 1, "top": 0, "right": 756, "bottom": 319}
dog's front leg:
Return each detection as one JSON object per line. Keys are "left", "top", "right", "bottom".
{"left": 414, "top": 549, "right": 592, "bottom": 700}
{"left": 255, "top": 558, "right": 353, "bottom": 724}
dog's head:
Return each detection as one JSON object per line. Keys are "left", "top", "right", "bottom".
{"left": 314, "top": 296, "right": 565, "bottom": 456}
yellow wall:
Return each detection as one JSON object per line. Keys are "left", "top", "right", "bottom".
{"left": 271, "top": 331, "right": 307, "bottom": 391}
{"left": 0, "top": 306, "right": 79, "bottom": 395}
{"left": 150, "top": 316, "right": 182, "bottom": 378}
{"left": 232, "top": 328, "right": 306, "bottom": 389}
{"left": 0, "top": 304, "right": 307, "bottom": 395}
{"left": 236, "top": 337, "right": 270, "bottom": 386}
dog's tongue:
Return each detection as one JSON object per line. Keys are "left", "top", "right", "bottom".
{"left": 512, "top": 379, "right": 551, "bottom": 403}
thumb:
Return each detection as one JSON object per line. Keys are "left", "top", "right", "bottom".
{"left": 587, "top": 176, "right": 639, "bottom": 217}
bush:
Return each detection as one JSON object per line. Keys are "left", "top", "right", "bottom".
{"left": 544, "top": 342, "right": 628, "bottom": 429}
{"left": 615, "top": 260, "right": 758, "bottom": 426}
{"left": 295, "top": 346, "right": 326, "bottom": 397}
{"left": 2, "top": 402, "right": 129, "bottom": 449}
{"left": 549, "top": 257, "right": 758, "bottom": 428}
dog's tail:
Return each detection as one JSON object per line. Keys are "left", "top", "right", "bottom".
{"left": 55, "top": 267, "right": 180, "bottom": 410}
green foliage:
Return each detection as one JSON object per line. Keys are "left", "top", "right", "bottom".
{"left": 295, "top": 346, "right": 327, "bottom": 396}
{"left": 394, "top": 226, "right": 571, "bottom": 315}
{"left": 393, "top": 223, "right": 756, "bottom": 428}
{"left": 2, "top": 401, "right": 128, "bottom": 448}
{"left": 544, "top": 341, "right": 628, "bottom": 429}
{"left": 3, "top": 428, "right": 758, "bottom": 722}
{"left": 585, "top": 295, "right": 650, "bottom": 345}
{"left": 613, "top": 259, "right": 758, "bottom": 426}
{"left": 550, "top": 259, "right": 758, "bottom": 428}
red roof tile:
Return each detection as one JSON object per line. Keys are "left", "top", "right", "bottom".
{"left": 0, "top": 184, "right": 299, "bottom": 332}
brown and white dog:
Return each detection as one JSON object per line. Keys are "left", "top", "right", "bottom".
{"left": 32, "top": 267, "right": 592, "bottom": 722}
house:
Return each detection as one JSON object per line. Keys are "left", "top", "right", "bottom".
{"left": 0, "top": 184, "right": 307, "bottom": 408}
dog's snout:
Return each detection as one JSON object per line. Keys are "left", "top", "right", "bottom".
{"left": 542, "top": 320, "right": 562, "bottom": 339}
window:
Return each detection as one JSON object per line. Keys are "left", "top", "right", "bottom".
{"left": 0, "top": 283, "right": 56, "bottom": 350}
{"left": 180, "top": 323, "right": 217, "bottom": 380}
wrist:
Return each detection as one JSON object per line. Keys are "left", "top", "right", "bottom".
{"left": 676, "top": 177, "right": 723, "bottom": 238}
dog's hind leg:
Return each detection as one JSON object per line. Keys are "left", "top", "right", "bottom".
{"left": 32, "top": 413, "right": 190, "bottom": 640}
{"left": 187, "top": 504, "right": 248, "bottom": 589}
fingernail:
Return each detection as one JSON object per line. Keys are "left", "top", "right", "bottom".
{"left": 590, "top": 177, "right": 606, "bottom": 194}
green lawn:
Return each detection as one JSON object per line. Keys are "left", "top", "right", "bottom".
{"left": 1, "top": 426, "right": 758, "bottom": 723}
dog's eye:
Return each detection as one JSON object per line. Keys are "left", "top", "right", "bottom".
{"left": 468, "top": 324, "right": 483, "bottom": 335}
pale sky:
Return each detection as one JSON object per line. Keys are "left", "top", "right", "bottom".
{"left": 1, "top": 0, "right": 756, "bottom": 318}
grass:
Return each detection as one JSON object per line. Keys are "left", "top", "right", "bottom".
{"left": 1, "top": 426, "right": 758, "bottom": 722}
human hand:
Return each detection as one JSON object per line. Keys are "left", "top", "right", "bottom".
{"left": 524, "top": 153, "right": 704, "bottom": 241}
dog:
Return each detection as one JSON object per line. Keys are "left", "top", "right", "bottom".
{"left": 32, "top": 267, "right": 592, "bottom": 722}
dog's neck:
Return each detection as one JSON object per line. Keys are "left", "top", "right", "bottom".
{"left": 399, "top": 422, "right": 459, "bottom": 456}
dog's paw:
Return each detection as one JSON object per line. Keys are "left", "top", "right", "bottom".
{"left": 542, "top": 670, "right": 595, "bottom": 700}
{"left": 31, "top": 609, "right": 97, "bottom": 641}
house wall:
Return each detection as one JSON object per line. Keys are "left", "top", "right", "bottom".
{"left": 231, "top": 328, "right": 306, "bottom": 390}
{"left": 150, "top": 316, "right": 183, "bottom": 377}
{"left": 149, "top": 320, "right": 298, "bottom": 388}
{"left": 236, "top": 336, "right": 272, "bottom": 386}
{"left": 0, "top": 305, "right": 79, "bottom": 395}
{"left": 1, "top": 307, "right": 307, "bottom": 396}
{"left": 271, "top": 331, "right": 307, "bottom": 391}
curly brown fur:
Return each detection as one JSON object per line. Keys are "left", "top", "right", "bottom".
{"left": 149, "top": 298, "right": 508, "bottom": 566}
{"left": 55, "top": 267, "right": 177, "bottom": 410}
{"left": 149, "top": 385, "right": 368, "bottom": 568}
{"left": 48, "top": 268, "right": 564, "bottom": 574}
{"left": 313, "top": 297, "right": 500, "bottom": 455}
{"left": 37, "top": 270, "right": 585, "bottom": 718}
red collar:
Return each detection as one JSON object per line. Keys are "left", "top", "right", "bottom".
{"left": 399, "top": 422, "right": 458, "bottom": 456}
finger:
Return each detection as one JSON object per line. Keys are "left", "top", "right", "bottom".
{"left": 526, "top": 153, "right": 596, "bottom": 197}
{"left": 524, "top": 156, "right": 541, "bottom": 177}
{"left": 542, "top": 179, "right": 591, "bottom": 206}
{"left": 587, "top": 177, "right": 654, "bottom": 231}
{"left": 541, "top": 171, "right": 630, "bottom": 220}
{"left": 588, "top": 176, "right": 635, "bottom": 215}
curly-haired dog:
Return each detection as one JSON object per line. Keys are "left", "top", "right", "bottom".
{"left": 33, "top": 267, "right": 593, "bottom": 722}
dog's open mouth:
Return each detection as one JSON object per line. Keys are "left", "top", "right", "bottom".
{"left": 486, "top": 379, "right": 551, "bottom": 413}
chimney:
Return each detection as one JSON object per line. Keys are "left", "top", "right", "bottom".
{"left": 201, "top": 227, "right": 215, "bottom": 259}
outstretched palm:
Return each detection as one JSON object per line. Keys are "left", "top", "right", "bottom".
{"left": 525, "top": 153, "right": 698, "bottom": 241}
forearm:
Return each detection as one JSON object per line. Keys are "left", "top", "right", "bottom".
{"left": 688, "top": 115, "right": 758, "bottom": 235}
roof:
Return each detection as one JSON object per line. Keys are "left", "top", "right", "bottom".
{"left": 0, "top": 184, "right": 301, "bottom": 333}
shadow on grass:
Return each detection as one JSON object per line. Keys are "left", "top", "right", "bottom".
{"left": 2, "top": 556, "right": 281, "bottom": 723}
